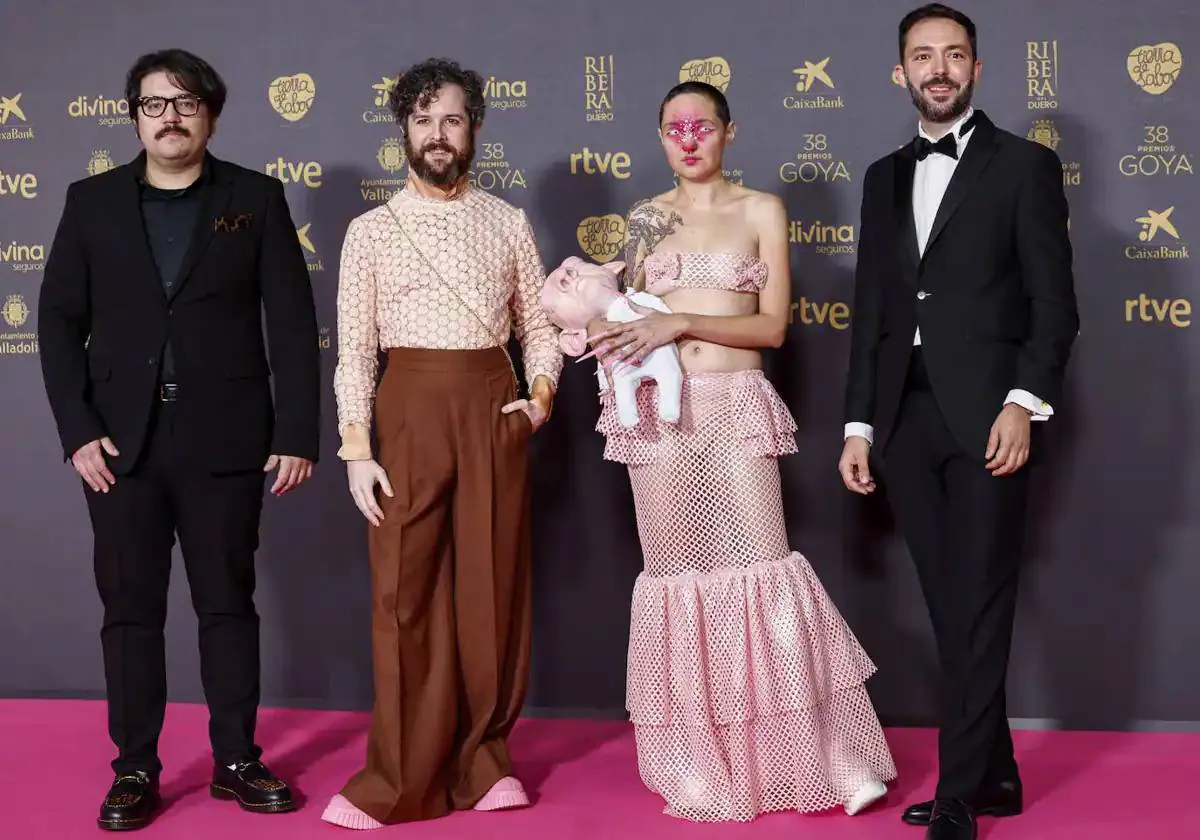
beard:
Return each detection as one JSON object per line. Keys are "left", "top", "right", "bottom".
{"left": 907, "top": 74, "right": 974, "bottom": 123}
{"left": 404, "top": 133, "right": 474, "bottom": 187}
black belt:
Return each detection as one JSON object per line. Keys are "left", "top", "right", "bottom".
{"left": 159, "top": 383, "right": 179, "bottom": 402}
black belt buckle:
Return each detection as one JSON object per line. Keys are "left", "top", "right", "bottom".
{"left": 159, "top": 383, "right": 179, "bottom": 402}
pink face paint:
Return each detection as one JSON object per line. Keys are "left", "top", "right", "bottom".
{"left": 662, "top": 111, "right": 716, "bottom": 150}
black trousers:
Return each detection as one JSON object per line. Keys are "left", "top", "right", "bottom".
{"left": 881, "top": 350, "right": 1030, "bottom": 800}
{"left": 83, "top": 399, "right": 267, "bottom": 777}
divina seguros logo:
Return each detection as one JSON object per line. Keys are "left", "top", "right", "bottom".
{"left": 68, "top": 95, "right": 129, "bottom": 127}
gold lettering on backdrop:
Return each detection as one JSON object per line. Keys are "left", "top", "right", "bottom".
{"left": 1124, "top": 294, "right": 1191, "bottom": 327}
{"left": 584, "top": 55, "right": 615, "bottom": 121}
{"left": 1126, "top": 43, "right": 1183, "bottom": 94}
{"left": 268, "top": 73, "right": 316, "bottom": 121}
{"left": 789, "top": 298, "right": 851, "bottom": 329}
{"left": 1026, "top": 40, "right": 1059, "bottom": 110}
{"left": 577, "top": 215, "right": 626, "bottom": 263}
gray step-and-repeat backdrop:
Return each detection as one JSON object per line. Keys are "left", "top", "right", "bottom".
{"left": 1, "top": 0, "right": 1196, "bottom": 730}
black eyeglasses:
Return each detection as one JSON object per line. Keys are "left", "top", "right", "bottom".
{"left": 136, "top": 95, "right": 203, "bottom": 118}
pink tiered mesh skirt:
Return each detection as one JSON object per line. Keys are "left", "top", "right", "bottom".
{"left": 596, "top": 370, "right": 898, "bottom": 822}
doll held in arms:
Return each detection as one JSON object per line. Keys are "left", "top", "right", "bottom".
{"left": 538, "top": 255, "right": 683, "bottom": 428}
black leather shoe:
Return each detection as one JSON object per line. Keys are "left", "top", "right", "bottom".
{"left": 98, "top": 771, "right": 161, "bottom": 831}
{"left": 210, "top": 760, "right": 296, "bottom": 813}
{"left": 902, "top": 780, "right": 1022, "bottom": 826}
{"left": 925, "top": 799, "right": 976, "bottom": 840}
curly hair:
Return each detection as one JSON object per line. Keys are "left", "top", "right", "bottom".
{"left": 388, "top": 58, "right": 486, "bottom": 133}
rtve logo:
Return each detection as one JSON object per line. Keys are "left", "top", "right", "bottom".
{"left": 569, "top": 147, "right": 630, "bottom": 179}
{"left": 266, "top": 158, "right": 323, "bottom": 188}
{"left": 0, "top": 169, "right": 38, "bottom": 198}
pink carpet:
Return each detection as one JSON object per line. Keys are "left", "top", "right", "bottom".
{"left": 1, "top": 699, "right": 1194, "bottom": 838}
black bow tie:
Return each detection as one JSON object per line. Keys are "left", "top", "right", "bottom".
{"left": 913, "top": 133, "right": 959, "bottom": 160}
{"left": 912, "top": 112, "right": 980, "bottom": 160}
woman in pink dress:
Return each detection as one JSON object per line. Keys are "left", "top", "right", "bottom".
{"left": 585, "top": 81, "right": 897, "bottom": 823}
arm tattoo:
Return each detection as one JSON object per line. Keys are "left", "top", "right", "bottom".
{"left": 621, "top": 199, "right": 683, "bottom": 290}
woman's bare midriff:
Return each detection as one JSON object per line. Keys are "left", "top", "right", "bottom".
{"left": 662, "top": 287, "right": 763, "bottom": 374}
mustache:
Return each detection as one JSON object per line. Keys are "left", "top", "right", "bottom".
{"left": 922, "top": 76, "right": 959, "bottom": 90}
{"left": 155, "top": 126, "right": 190, "bottom": 139}
{"left": 422, "top": 141, "right": 456, "bottom": 155}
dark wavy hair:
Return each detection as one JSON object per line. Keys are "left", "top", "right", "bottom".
{"left": 899, "top": 3, "right": 977, "bottom": 60}
{"left": 124, "top": 48, "right": 227, "bottom": 118}
{"left": 658, "top": 81, "right": 731, "bottom": 126}
{"left": 388, "top": 58, "right": 486, "bottom": 134}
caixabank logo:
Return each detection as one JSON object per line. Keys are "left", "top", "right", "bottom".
{"left": 0, "top": 93, "right": 33, "bottom": 141}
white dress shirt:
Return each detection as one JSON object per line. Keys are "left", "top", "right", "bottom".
{"left": 845, "top": 107, "right": 1052, "bottom": 445}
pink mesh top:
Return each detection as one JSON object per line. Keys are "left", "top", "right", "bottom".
{"left": 333, "top": 186, "right": 562, "bottom": 460}
{"left": 642, "top": 251, "right": 769, "bottom": 296}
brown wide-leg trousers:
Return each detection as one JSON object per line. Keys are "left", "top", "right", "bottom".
{"left": 341, "top": 346, "right": 534, "bottom": 824}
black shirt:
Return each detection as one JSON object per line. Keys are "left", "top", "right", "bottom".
{"left": 138, "top": 158, "right": 211, "bottom": 382}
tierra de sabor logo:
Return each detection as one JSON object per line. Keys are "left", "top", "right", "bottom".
{"left": 779, "top": 133, "right": 850, "bottom": 184}
{"left": 1119, "top": 125, "right": 1193, "bottom": 177}
{"left": 1127, "top": 43, "right": 1182, "bottom": 94}
{"left": 1127, "top": 207, "right": 1188, "bottom": 261}
{"left": 0, "top": 168, "right": 37, "bottom": 199}
{"left": 680, "top": 57, "right": 730, "bottom": 92}
{"left": 785, "top": 58, "right": 843, "bottom": 110}
{"left": 1, "top": 293, "right": 38, "bottom": 356}
{"left": 2, "top": 240, "right": 45, "bottom": 273}
{"left": 268, "top": 73, "right": 315, "bottom": 122}
{"left": 0, "top": 93, "right": 33, "bottom": 141}
{"left": 577, "top": 214, "right": 625, "bottom": 263}
{"left": 584, "top": 55, "right": 615, "bottom": 122}
{"left": 68, "top": 95, "right": 129, "bottom": 127}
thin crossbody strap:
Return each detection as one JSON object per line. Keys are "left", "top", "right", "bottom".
{"left": 383, "top": 203, "right": 521, "bottom": 396}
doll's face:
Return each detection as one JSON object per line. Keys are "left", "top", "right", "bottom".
{"left": 540, "top": 258, "right": 625, "bottom": 327}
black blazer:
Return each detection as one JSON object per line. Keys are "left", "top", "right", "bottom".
{"left": 844, "top": 110, "right": 1079, "bottom": 461}
{"left": 38, "top": 152, "right": 321, "bottom": 474}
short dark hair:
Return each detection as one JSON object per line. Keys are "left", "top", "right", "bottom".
{"left": 658, "top": 81, "right": 731, "bottom": 126}
{"left": 899, "top": 3, "right": 978, "bottom": 61}
{"left": 388, "top": 58, "right": 486, "bottom": 134}
{"left": 124, "top": 49, "right": 227, "bottom": 118}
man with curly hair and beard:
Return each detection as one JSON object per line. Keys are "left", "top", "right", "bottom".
{"left": 321, "top": 58, "right": 561, "bottom": 830}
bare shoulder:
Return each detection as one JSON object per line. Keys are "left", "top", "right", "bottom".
{"left": 627, "top": 190, "right": 679, "bottom": 222}
{"left": 740, "top": 186, "right": 786, "bottom": 217}
{"left": 737, "top": 188, "right": 786, "bottom": 233}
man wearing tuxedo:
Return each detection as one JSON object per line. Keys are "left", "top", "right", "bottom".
{"left": 838, "top": 5, "right": 1078, "bottom": 840}
{"left": 37, "top": 49, "right": 320, "bottom": 830}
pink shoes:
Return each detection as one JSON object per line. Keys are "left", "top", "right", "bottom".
{"left": 473, "top": 776, "right": 530, "bottom": 811}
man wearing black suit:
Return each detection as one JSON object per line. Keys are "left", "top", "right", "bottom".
{"left": 37, "top": 49, "right": 320, "bottom": 830}
{"left": 838, "top": 6, "right": 1078, "bottom": 840}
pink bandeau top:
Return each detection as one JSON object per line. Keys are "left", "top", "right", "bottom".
{"left": 642, "top": 250, "right": 768, "bottom": 296}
